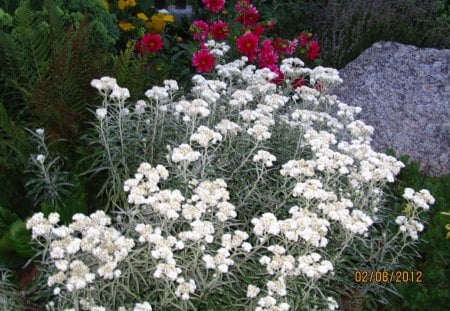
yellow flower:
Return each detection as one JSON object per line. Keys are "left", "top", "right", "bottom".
{"left": 119, "top": 21, "right": 135, "bottom": 31}
{"left": 145, "top": 13, "right": 174, "bottom": 33}
{"left": 102, "top": 0, "right": 110, "bottom": 11}
{"left": 117, "top": 0, "right": 136, "bottom": 11}
{"left": 137, "top": 12, "right": 149, "bottom": 22}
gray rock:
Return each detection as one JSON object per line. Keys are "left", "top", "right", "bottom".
{"left": 333, "top": 41, "right": 450, "bottom": 176}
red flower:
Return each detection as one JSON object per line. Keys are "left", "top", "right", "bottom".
{"left": 307, "top": 40, "right": 320, "bottom": 60}
{"left": 251, "top": 24, "right": 265, "bottom": 37}
{"left": 266, "top": 64, "right": 284, "bottom": 85}
{"left": 236, "top": 32, "right": 259, "bottom": 60}
{"left": 210, "top": 21, "right": 229, "bottom": 40}
{"left": 234, "top": 0, "right": 252, "bottom": 13}
{"left": 236, "top": 6, "right": 259, "bottom": 27}
{"left": 291, "top": 78, "right": 305, "bottom": 90}
{"left": 192, "top": 49, "right": 215, "bottom": 72}
{"left": 190, "top": 20, "right": 209, "bottom": 41}
{"left": 258, "top": 39, "right": 278, "bottom": 68}
{"left": 202, "top": 0, "right": 225, "bottom": 13}
{"left": 135, "top": 33, "right": 163, "bottom": 54}
{"left": 273, "top": 38, "right": 298, "bottom": 55}
{"left": 299, "top": 32, "right": 313, "bottom": 47}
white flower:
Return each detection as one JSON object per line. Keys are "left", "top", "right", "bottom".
{"left": 327, "top": 297, "right": 339, "bottom": 310}
{"left": 36, "top": 128, "right": 44, "bottom": 136}
{"left": 246, "top": 284, "right": 261, "bottom": 298}
{"left": 190, "top": 126, "right": 222, "bottom": 147}
{"left": 164, "top": 79, "right": 179, "bottom": 91}
{"left": 214, "top": 119, "right": 242, "bottom": 136}
{"left": 175, "top": 278, "right": 196, "bottom": 300}
{"left": 110, "top": 86, "right": 130, "bottom": 101}
{"left": 133, "top": 302, "right": 153, "bottom": 311}
{"left": 95, "top": 108, "right": 107, "bottom": 121}
{"left": 253, "top": 150, "right": 277, "bottom": 167}
{"left": 36, "top": 154, "right": 45, "bottom": 164}
{"left": 171, "top": 144, "right": 201, "bottom": 163}
{"left": 247, "top": 124, "right": 271, "bottom": 141}
{"left": 145, "top": 86, "right": 169, "bottom": 101}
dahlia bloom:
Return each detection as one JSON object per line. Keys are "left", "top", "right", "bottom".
{"left": 210, "top": 21, "right": 230, "bottom": 40}
{"left": 307, "top": 41, "right": 321, "bottom": 60}
{"left": 135, "top": 33, "right": 164, "bottom": 54}
{"left": 299, "top": 32, "right": 313, "bottom": 47}
{"left": 236, "top": 6, "right": 260, "bottom": 27}
{"left": 258, "top": 39, "right": 278, "bottom": 68}
{"left": 273, "top": 38, "right": 298, "bottom": 55}
{"left": 251, "top": 24, "right": 265, "bottom": 37}
{"left": 192, "top": 49, "right": 215, "bottom": 73}
{"left": 234, "top": 0, "right": 252, "bottom": 13}
{"left": 190, "top": 20, "right": 209, "bottom": 41}
{"left": 202, "top": 0, "right": 225, "bottom": 13}
{"left": 236, "top": 32, "right": 259, "bottom": 60}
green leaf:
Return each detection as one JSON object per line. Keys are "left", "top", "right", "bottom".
{"left": 9, "top": 220, "right": 33, "bottom": 257}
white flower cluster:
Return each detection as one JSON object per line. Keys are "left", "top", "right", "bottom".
{"left": 191, "top": 76, "right": 227, "bottom": 104}
{"left": 292, "top": 179, "right": 337, "bottom": 201}
{"left": 28, "top": 211, "right": 134, "bottom": 293}
{"left": 90, "top": 77, "right": 119, "bottom": 96}
{"left": 124, "top": 162, "right": 169, "bottom": 205}
{"left": 253, "top": 150, "right": 277, "bottom": 167}
{"left": 214, "top": 119, "right": 242, "bottom": 137}
{"left": 202, "top": 247, "right": 235, "bottom": 273}
{"left": 395, "top": 216, "right": 424, "bottom": 240}
{"left": 205, "top": 39, "right": 230, "bottom": 58}
{"left": 216, "top": 57, "right": 248, "bottom": 78}
{"left": 26, "top": 212, "right": 59, "bottom": 239}
{"left": 280, "top": 159, "right": 316, "bottom": 178}
{"left": 393, "top": 188, "right": 434, "bottom": 240}
{"left": 229, "top": 89, "right": 254, "bottom": 107}
{"left": 255, "top": 296, "right": 290, "bottom": 311}
{"left": 259, "top": 245, "right": 296, "bottom": 276}
{"left": 173, "top": 99, "right": 210, "bottom": 121}
{"left": 280, "top": 206, "right": 330, "bottom": 247}
{"left": 309, "top": 66, "right": 343, "bottom": 90}
{"left": 175, "top": 277, "right": 197, "bottom": 300}
{"left": 190, "top": 125, "right": 223, "bottom": 147}
{"left": 280, "top": 57, "right": 305, "bottom": 77}
{"left": 402, "top": 187, "right": 435, "bottom": 210}
{"left": 145, "top": 86, "right": 169, "bottom": 102}
{"left": 297, "top": 253, "right": 333, "bottom": 279}
{"left": 171, "top": 144, "right": 201, "bottom": 164}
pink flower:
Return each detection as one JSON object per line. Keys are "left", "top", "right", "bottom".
{"left": 202, "top": 0, "right": 225, "bottom": 13}
{"left": 190, "top": 20, "right": 209, "bottom": 41}
{"left": 135, "top": 33, "right": 163, "bottom": 54}
{"left": 307, "top": 40, "right": 320, "bottom": 60}
{"left": 266, "top": 64, "right": 284, "bottom": 85}
{"left": 251, "top": 24, "right": 265, "bottom": 37}
{"left": 210, "top": 21, "right": 229, "bottom": 40}
{"left": 234, "top": 0, "right": 252, "bottom": 13}
{"left": 291, "top": 78, "right": 305, "bottom": 90}
{"left": 192, "top": 49, "right": 215, "bottom": 72}
{"left": 236, "top": 6, "right": 259, "bottom": 27}
{"left": 258, "top": 39, "right": 278, "bottom": 68}
{"left": 236, "top": 32, "right": 259, "bottom": 60}
{"left": 273, "top": 38, "right": 298, "bottom": 55}
{"left": 299, "top": 32, "right": 313, "bottom": 47}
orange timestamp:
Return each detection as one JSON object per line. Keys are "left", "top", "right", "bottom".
{"left": 354, "top": 270, "right": 423, "bottom": 283}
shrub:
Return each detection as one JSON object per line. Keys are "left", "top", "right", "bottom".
{"left": 27, "top": 55, "right": 434, "bottom": 310}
